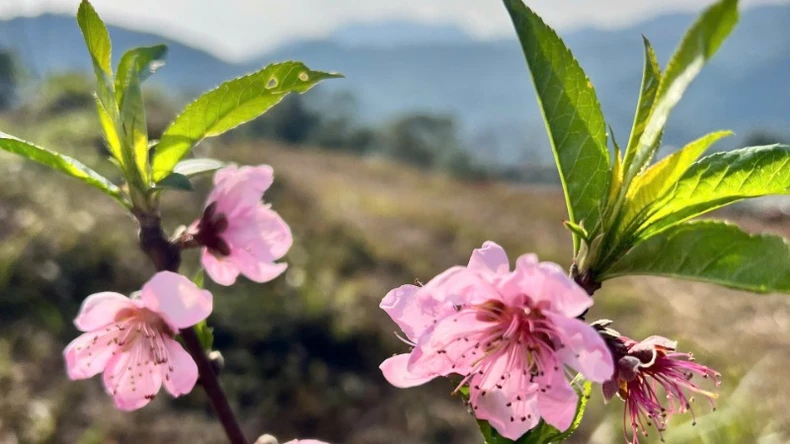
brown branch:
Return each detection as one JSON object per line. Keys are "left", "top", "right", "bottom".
{"left": 136, "top": 210, "right": 248, "bottom": 444}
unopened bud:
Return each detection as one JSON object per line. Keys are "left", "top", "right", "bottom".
{"left": 255, "top": 434, "right": 278, "bottom": 444}
{"left": 209, "top": 350, "right": 224, "bottom": 375}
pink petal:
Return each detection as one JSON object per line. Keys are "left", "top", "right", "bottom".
{"left": 408, "top": 309, "right": 491, "bottom": 378}
{"left": 472, "top": 371, "right": 540, "bottom": 440}
{"left": 505, "top": 258, "right": 590, "bottom": 317}
{"left": 73, "top": 292, "right": 135, "bottom": 332}
{"left": 380, "top": 354, "right": 438, "bottom": 388}
{"left": 141, "top": 271, "right": 213, "bottom": 329}
{"left": 380, "top": 284, "right": 449, "bottom": 341}
{"left": 64, "top": 329, "right": 121, "bottom": 380}
{"left": 209, "top": 165, "right": 274, "bottom": 219}
{"left": 212, "top": 164, "right": 238, "bottom": 186}
{"left": 229, "top": 248, "right": 288, "bottom": 284}
{"left": 161, "top": 336, "right": 199, "bottom": 397}
{"left": 536, "top": 371, "right": 578, "bottom": 432}
{"left": 102, "top": 342, "right": 162, "bottom": 411}
{"left": 546, "top": 313, "right": 614, "bottom": 383}
{"left": 202, "top": 249, "right": 241, "bottom": 286}
{"left": 467, "top": 241, "right": 510, "bottom": 275}
{"left": 421, "top": 266, "right": 499, "bottom": 307}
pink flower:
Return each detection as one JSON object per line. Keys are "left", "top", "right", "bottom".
{"left": 597, "top": 324, "right": 721, "bottom": 444}
{"left": 283, "top": 441, "right": 329, "bottom": 444}
{"left": 189, "top": 164, "right": 292, "bottom": 286}
{"left": 380, "top": 241, "right": 614, "bottom": 440}
{"left": 64, "top": 271, "right": 213, "bottom": 410}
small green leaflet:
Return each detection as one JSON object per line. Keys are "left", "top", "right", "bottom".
{"left": 641, "top": 144, "right": 790, "bottom": 237}
{"left": 601, "top": 220, "right": 790, "bottom": 294}
{"left": 190, "top": 269, "right": 214, "bottom": 351}
{"left": 155, "top": 172, "right": 193, "bottom": 191}
{"left": 623, "top": 0, "right": 739, "bottom": 186}
{"left": 622, "top": 36, "right": 661, "bottom": 175}
{"left": 0, "top": 134, "right": 128, "bottom": 207}
{"left": 151, "top": 61, "right": 342, "bottom": 181}
{"left": 504, "top": 0, "right": 610, "bottom": 253}
{"left": 117, "top": 53, "right": 150, "bottom": 184}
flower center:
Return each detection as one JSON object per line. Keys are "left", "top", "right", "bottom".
{"left": 458, "top": 297, "right": 568, "bottom": 394}
{"left": 111, "top": 307, "right": 173, "bottom": 365}
{"left": 194, "top": 201, "right": 231, "bottom": 256}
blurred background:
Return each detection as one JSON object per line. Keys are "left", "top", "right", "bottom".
{"left": 0, "top": 0, "right": 788, "bottom": 443}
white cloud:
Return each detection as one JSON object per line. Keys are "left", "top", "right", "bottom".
{"left": 1, "top": 0, "right": 787, "bottom": 61}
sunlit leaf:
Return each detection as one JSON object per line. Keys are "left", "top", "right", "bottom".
{"left": 624, "top": 0, "right": 739, "bottom": 184}
{"left": 0, "top": 134, "right": 128, "bottom": 207}
{"left": 641, "top": 144, "right": 790, "bottom": 237}
{"left": 504, "top": 0, "right": 610, "bottom": 252}
{"left": 601, "top": 220, "right": 790, "bottom": 293}
{"left": 622, "top": 36, "right": 661, "bottom": 175}
{"left": 95, "top": 97, "right": 124, "bottom": 166}
{"left": 151, "top": 61, "right": 342, "bottom": 181}
{"left": 623, "top": 131, "right": 733, "bottom": 228}
{"left": 115, "top": 45, "right": 167, "bottom": 103}
{"left": 117, "top": 54, "right": 149, "bottom": 184}
{"left": 76, "top": 0, "right": 115, "bottom": 114}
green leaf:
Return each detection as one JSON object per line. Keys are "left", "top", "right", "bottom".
{"left": 504, "top": 0, "right": 609, "bottom": 252}
{"left": 151, "top": 61, "right": 342, "bottom": 181}
{"left": 174, "top": 158, "right": 225, "bottom": 178}
{"left": 623, "top": 131, "right": 733, "bottom": 227}
{"left": 0, "top": 134, "right": 128, "bottom": 207}
{"left": 76, "top": 0, "right": 115, "bottom": 113}
{"left": 624, "top": 0, "right": 739, "bottom": 182}
{"left": 95, "top": 97, "right": 124, "bottom": 166}
{"left": 192, "top": 268, "right": 205, "bottom": 289}
{"left": 117, "top": 54, "right": 149, "bottom": 184}
{"left": 504, "top": 0, "right": 610, "bottom": 252}
{"left": 641, "top": 144, "right": 790, "bottom": 236}
{"left": 600, "top": 220, "right": 790, "bottom": 293}
{"left": 115, "top": 45, "right": 167, "bottom": 103}
{"left": 622, "top": 36, "right": 661, "bottom": 174}
{"left": 155, "top": 172, "right": 193, "bottom": 191}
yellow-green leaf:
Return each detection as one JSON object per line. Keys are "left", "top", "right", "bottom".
{"left": 151, "top": 61, "right": 341, "bottom": 181}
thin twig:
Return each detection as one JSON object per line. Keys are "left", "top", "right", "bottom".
{"left": 136, "top": 211, "right": 248, "bottom": 444}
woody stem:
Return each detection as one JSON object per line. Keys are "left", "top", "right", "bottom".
{"left": 136, "top": 210, "right": 248, "bottom": 444}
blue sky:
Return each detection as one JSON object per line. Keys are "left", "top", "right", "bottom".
{"left": 1, "top": 0, "right": 787, "bottom": 61}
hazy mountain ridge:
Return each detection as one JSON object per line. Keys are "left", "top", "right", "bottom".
{"left": 1, "top": 7, "right": 788, "bottom": 164}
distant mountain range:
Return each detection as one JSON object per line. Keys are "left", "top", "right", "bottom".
{"left": 1, "top": 6, "right": 788, "bottom": 165}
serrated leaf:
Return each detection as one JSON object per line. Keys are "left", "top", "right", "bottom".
{"left": 504, "top": 0, "right": 610, "bottom": 252}
{"left": 601, "top": 220, "right": 790, "bottom": 293}
{"left": 115, "top": 45, "right": 167, "bottom": 103}
{"left": 0, "top": 134, "right": 128, "bottom": 207}
{"left": 117, "top": 54, "right": 149, "bottom": 184}
{"left": 155, "top": 172, "right": 193, "bottom": 191}
{"left": 624, "top": 131, "right": 733, "bottom": 228}
{"left": 624, "top": 0, "right": 739, "bottom": 184}
{"left": 641, "top": 144, "right": 790, "bottom": 237}
{"left": 174, "top": 158, "right": 225, "bottom": 178}
{"left": 76, "top": 0, "right": 115, "bottom": 114}
{"left": 622, "top": 36, "right": 662, "bottom": 175}
{"left": 151, "top": 61, "right": 342, "bottom": 181}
